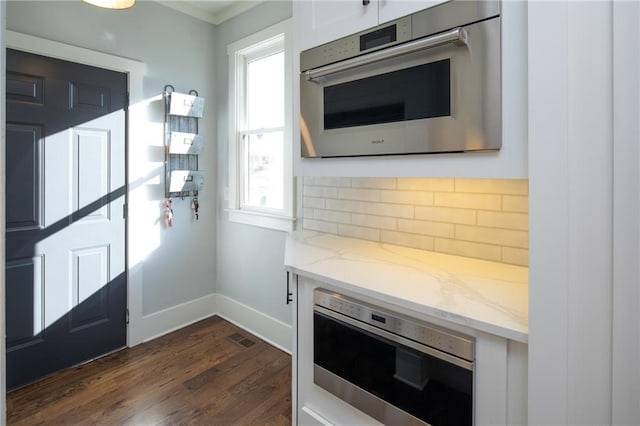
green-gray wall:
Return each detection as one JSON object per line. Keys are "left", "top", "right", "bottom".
{"left": 214, "top": 1, "right": 293, "bottom": 326}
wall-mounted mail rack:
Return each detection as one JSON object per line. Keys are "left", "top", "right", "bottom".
{"left": 163, "top": 85, "right": 205, "bottom": 199}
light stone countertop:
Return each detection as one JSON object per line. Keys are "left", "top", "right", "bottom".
{"left": 285, "top": 231, "right": 529, "bottom": 343}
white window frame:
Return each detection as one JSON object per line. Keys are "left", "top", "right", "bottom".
{"left": 227, "top": 19, "right": 295, "bottom": 232}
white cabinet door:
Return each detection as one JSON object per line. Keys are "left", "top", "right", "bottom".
{"left": 299, "top": 405, "right": 333, "bottom": 426}
{"left": 295, "top": 0, "right": 449, "bottom": 52}
{"left": 378, "top": 0, "right": 447, "bottom": 24}
{"left": 295, "top": 0, "right": 378, "bottom": 52}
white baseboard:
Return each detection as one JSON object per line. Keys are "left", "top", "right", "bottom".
{"left": 141, "top": 294, "right": 216, "bottom": 342}
{"left": 139, "top": 293, "right": 292, "bottom": 355}
{"left": 215, "top": 294, "right": 292, "bottom": 354}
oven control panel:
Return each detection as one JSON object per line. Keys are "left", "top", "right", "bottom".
{"left": 300, "top": 16, "right": 412, "bottom": 72}
{"left": 314, "top": 288, "right": 474, "bottom": 362}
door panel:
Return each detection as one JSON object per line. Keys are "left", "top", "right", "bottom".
{"left": 6, "top": 72, "right": 44, "bottom": 105}
{"left": 6, "top": 124, "right": 43, "bottom": 231}
{"left": 73, "top": 127, "right": 111, "bottom": 222}
{"left": 5, "top": 48, "right": 127, "bottom": 390}
{"left": 5, "top": 257, "right": 43, "bottom": 346}
{"left": 70, "top": 82, "right": 110, "bottom": 111}
{"left": 71, "top": 245, "right": 109, "bottom": 330}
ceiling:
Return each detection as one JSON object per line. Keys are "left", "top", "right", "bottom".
{"left": 157, "top": 0, "right": 263, "bottom": 25}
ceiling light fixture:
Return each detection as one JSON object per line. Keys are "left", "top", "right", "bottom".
{"left": 82, "top": 0, "right": 135, "bottom": 10}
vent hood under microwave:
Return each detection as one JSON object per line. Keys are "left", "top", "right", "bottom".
{"left": 299, "top": 0, "right": 501, "bottom": 158}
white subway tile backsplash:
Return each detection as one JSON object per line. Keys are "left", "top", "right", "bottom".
{"left": 302, "top": 177, "right": 529, "bottom": 266}
{"left": 398, "top": 219, "right": 455, "bottom": 238}
{"left": 303, "top": 185, "right": 338, "bottom": 199}
{"left": 434, "top": 238, "right": 502, "bottom": 262}
{"left": 503, "top": 195, "right": 529, "bottom": 213}
{"left": 324, "top": 199, "right": 365, "bottom": 213}
{"left": 304, "top": 176, "right": 351, "bottom": 187}
{"left": 455, "top": 225, "right": 529, "bottom": 249}
{"left": 326, "top": 199, "right": 414, "bottom": 218}
{"left": 368, "top": 202, "right": 414, "bottom": 218}
{"left": 338, "top": 187, "right": 381, "bottom": 202}
{"left": 381, "top": 231, "right": 434, "bottom": 250}
{"left": 303, "top": 197, "right": 326, "bottom": 209}
{"left": 380, "top": 190, "right": 434, "bottom": 206}
{"left": 414, "top": 206, "right": 476, "bottom": 224}
{"left": 477, "top": 211, "right": 528, "bottom": 231}
{"left": 454, "top": 178, "right": 528, "bottom": 195}
{"left": 351, "top": 177, "right": 397, "bottom": 189}
{"left": 502, "top": 247, "right": 529, "bottom": 267}
{"left": 352, "top": 213, "right": 397, "bottom": 230}
{"left": 312, "top": 209, "right": 352, "bottom": 224}
{"left": 397, "top": 178, "right": 454, "bottom": 192}
{"left": 338, "top": 224, "right": 380, "bottom": 242}
{"left": 303, "top": 218, "right": 338, "bottom": 234}
{"left": 435, "top": 192, "right": 502, "bottom": 210}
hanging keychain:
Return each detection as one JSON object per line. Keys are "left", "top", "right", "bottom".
{"left": 164, "top": 199, "right": 173, "bottom": 228}
{"left": 191, "top": 197, "right": 199, "bottom": 221}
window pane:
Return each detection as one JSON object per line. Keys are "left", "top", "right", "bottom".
{"left": 247, "top": 51, "right": 284, "bottom": 129}
{"left": 244, "top": 131, "right": 284, "bottom": 209}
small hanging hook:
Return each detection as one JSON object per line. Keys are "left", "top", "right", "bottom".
{"left": 189, "top": 89, "right": 199, "bottom": 97}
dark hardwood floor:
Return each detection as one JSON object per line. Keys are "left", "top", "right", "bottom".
{"left": 7, "top": 316, "right": 292, "bottom": 425}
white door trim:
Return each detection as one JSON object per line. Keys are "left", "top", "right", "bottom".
{"left": 5, "top": 30, "right": 146, "bottom": 348}
{"left": 1, "top": 4, "right": 7, "bottom": 423}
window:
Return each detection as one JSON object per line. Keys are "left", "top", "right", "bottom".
{"left": 227, "top": 20, "right": 295, "bottom": 231}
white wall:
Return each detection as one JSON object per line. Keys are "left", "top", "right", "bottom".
{"left": 6, "top": 1, "right": 217, "bottom": 339}
{"left": 214, "top": 1, "right": 293, "bottom": 327}
{"left": 612, "top": 2, "right": 640, "bottom": 424}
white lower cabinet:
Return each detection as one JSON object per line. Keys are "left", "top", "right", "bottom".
{"left": 292, "top": 275, "right": 528, "bottom": 425}
{"left": 299, "top": 405, "right": 333, "bottom": 426}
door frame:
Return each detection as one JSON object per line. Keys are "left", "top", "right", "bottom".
{"left": 4, "top": 31, "right": 146, "bottom": 347}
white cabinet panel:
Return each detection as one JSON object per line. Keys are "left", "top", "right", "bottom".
{"left": 299, "top": 405, "right": 333, "bottom": 426}
{"left": 378, "top": 0, "right": 446, "bottom": 24}
{"left": 295, "top": 0, "right": 449, "bottom": 52}
{"left": 507, "top": 341, "right": 529, "bottom": 425}
{"left": 295, "top": 0, "right": 377, "bottom": 52}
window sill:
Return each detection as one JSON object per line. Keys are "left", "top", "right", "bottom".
{"left": 226, "top": 208, "right": 296, "bottom": 232}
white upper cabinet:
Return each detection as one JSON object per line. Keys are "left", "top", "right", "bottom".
{"left": 294, "top": 0, "right": 378, "bottom": 52}
{"left": 294, "top": 0, "right": 448, "bottom": 52}
{"left": 378, "top": 0, "right": 447, "bottom": 25}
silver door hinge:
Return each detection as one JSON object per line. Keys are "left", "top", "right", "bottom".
{"left": 126, "top": 308, "right": 130, "bottom": 324}
{"left": 123, "top": 203, "right": 128, "bottom": 219}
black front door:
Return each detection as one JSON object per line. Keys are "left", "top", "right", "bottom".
{"left": 6, "top": 48, "right": 128, "bottom": 390}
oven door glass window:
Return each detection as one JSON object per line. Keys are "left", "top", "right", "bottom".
{"left": 323, "top": 59, "right": 450, "bottom": 130}
{"left": 314, "top": 311, "right": 472, "bottom": 426}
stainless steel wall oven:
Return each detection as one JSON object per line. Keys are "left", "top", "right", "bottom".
{"left": 313, "top": 288, "right": 475, "bottom": 426}
{"left": 300, "top": 1, "right": 501, "bottom": 158}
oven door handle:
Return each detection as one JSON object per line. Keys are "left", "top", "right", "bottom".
{"left": 303, "top": 27, "right": 468, "bottom": 82}
{"left": 315, "top": 306, "right": 473, "bottom": 371}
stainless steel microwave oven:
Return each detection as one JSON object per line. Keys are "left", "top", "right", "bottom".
{"left": 299, "top": 1, "right": 501, "bottom": 158}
